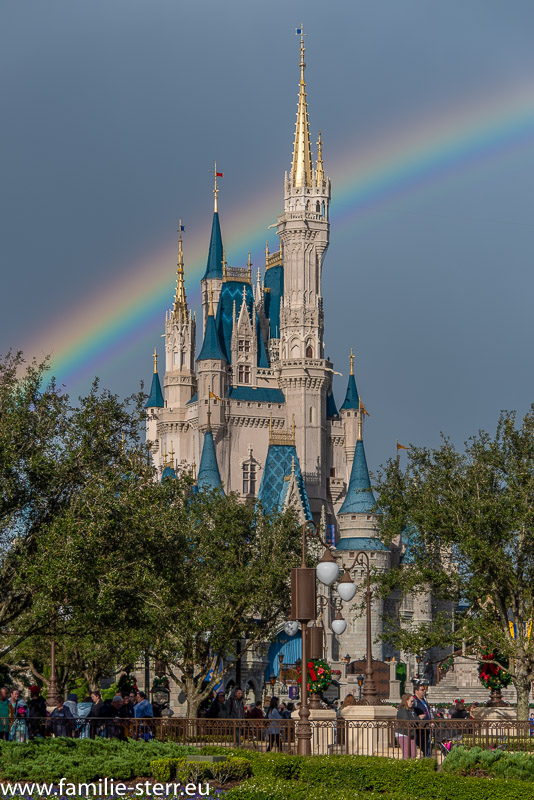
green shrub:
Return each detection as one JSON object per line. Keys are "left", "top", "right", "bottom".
{"left": 210, "top": 757, "right": 253, "bottom": 784}
{"left": 442, "top": 745, "right": 534, "bottom": 781}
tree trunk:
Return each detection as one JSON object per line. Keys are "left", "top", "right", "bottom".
{"left": 515, "top": 680, "right": 531, "bottom": 721}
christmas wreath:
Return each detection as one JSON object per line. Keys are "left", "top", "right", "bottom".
{"left": 478, "top": 653, "right": 512, "bottom": 691}
{"left": 118, "top": 673, "right": 138, "bottom": 694}
{"left": 297, "top": 658, "right": 332, "bottom": 694}
{"left": 152, "top": 675, "right": 170, "bottom": 690}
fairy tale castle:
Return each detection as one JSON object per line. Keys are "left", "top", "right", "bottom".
{"left": 143, "top": 34, "right": 436, "bottom": 702}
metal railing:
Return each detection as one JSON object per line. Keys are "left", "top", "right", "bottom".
{"left": 9, "top": 717, "right": 534, "bottom": 759}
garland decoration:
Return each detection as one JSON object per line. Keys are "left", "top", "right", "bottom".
{"left": 296, "top": 658, "right": 332, "bottom": 694}
{"left": 152, "top": 675, "right": 170, "bottom": 691}
{"left": 478, "top": 653, "right": 512, "bottom": 691}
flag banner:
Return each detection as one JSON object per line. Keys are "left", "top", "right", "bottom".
{"left": 209, "top": 391, "right": 222, "bottom": 402}
{"left": 360, "top": 400, "right": 370, "bottom": 416}
{"left": 296, "top": 29, "right": 302, "bottom": 34}
{"left": 396, "top": 442, "right": 410, "bottom": 450}
{"left": 179, "top": 225, "right": 184, "bottom": 231}
{"left": 216, "top": 172, "right": 224, "bottom": 177}
{"left": 326, "top": 524, "right": 336, "bottom": 547}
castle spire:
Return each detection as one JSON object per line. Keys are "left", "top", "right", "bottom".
{"left": 315, "top": 130, "right": 324, "bottom": 186}
{"left": 173, "top": 220, "right": 188, "bottom": 320}
{"left": 202, "top": 171, "right": 224, "bottom": 281}
{"left": 144, "top": 349, "right": 164, "bottom": 408}
{"left": 290, "top": 26, "right": 313, "bottom": 188}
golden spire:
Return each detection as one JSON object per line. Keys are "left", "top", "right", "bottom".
{"left": 247, "top": 252, "right": 252, "bottom": 281}
{"left": 208, "top": 282, "right": 215, "bottom": 316}
{"left": 291, "top": 26, "right": 313, "bottom": 188}
{"left": 169, "top": 441, "right": 175, "bottom": 467}
{"left": 316, "top": 130, "right": 324, "bottom": 186}
{"left": 349, "top": 347, "right": 355, "bottom": 376}
{"left": 173, "top": 220, "right": 188, "bottom": 320}
{"left": 153, "top": 347, "right": 158, "bottom": 374}
{"left": 265, "top": 241, "right": 270, "bottom": 265}
{"left": 358, "top": 401, "right": 363, "bottom": 441}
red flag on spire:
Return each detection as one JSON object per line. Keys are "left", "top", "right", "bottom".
{"left": 216, "top": 172, "right": 224, "bottom": 177}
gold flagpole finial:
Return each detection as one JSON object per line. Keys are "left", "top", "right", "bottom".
{"left": 213, "top": 161, "right": 219, "bottom": 212}
{"left": 265, "top": 240, "right": 270, "bottom": 264}
{"left": 349, "top": 348, "right": 355, "bottom": 375}
{"left": 222, "top": 249, "right": 227, "bottom": 280}
{"left": 192, "top": 452, "right": 197, "bottom": 481}
{"left": 153, "top": 347, "right": 158, "bottom": 373}
{"left": 169, "top": 441, "right": 175, "bottom": 468}
{"left": 173, "top": 219, "right": 188, "bottom": 319}
{"left": 247, "top": 252, "right": 252, "bottom": 280}
{"left": 358, "top": 402, "right": 363, "bottom": 441}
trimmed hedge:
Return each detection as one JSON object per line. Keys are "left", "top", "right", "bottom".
{"left": 216, "top": 749, "right": 534, "bottom": 800}
{"left": 442, "top": 745, "right": 534, "bottom": 781}
{"left": 0, "top": 738, "right": 199, "bottom": 782}
{"left": 151, "top": 755, "right": 252, "bottom": 785}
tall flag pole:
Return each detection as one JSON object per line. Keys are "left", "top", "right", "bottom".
{"left": 210, "top": 162, "right": 224, "bottom": 212}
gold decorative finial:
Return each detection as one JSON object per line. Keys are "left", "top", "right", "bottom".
{"left": 291, "top": 25, "right": 312, "bottom": 188}
{"left": 265, "top": 241, "right": 270, "bottom": 264}
{"left": 222, "top": 249, "right": 227, "bottom": 280}
{"left": 213, "top": 161, "right": 219, "bottom": 212}
{"left": 349, "top": 348, "right": 355, "bottom": 376}
{"left": 173, "top": 219, "right": 188, "bottom": 319}
{"left": 192, "top": 453, "right": 197, "bottom": 481}
{"left": 169, "top": 441, "right": 175, "bottom": 467}
{"left": 316, "top": 130, "right": 324, "bottom": 186}
{"left": 208, "top": 282, "right": 215, "bottom": 316}
{"left": 247, "top": 252, "right": 252, "bottom": 280}
{"left": 153, "top": 347, "right": 158, "bottom": 373}
{"left": 358, "top": 413, "right": 363, "bottom": 441}
{"left": 162, "top": 441, "right": 168, "bottom": 467}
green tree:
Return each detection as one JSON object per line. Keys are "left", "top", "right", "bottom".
{"left": 376, "top": 407, "right": 534, "bottom": 720}
{"left": 146, "top": 481, "right": 302, "bottom": 718}
{"left": 0, "top": 352, "right": 153, "bottom": 665}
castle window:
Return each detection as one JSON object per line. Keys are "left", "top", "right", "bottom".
{"left": 238, "top": 340, "right": 250, "bottom": 353}
{"left": 242, "top": 461, "right": 257, "bottom": 496}
{"left": 330, "top": 468, "right": 336, "bottom": 477}
{"left": 238, "top": 365, "right": 251, "bottom": 384}
{"left": 306, "top": 345, "right": 313, "bottom": 358}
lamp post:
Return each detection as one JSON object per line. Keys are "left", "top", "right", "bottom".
{"left": 286, "top": 521, "right": 342, "bottom": 755}
{"left": 416, "top": 655, "right": 422, "bottom": 678}
{"left": 47, "top": 639, "right": 61, "bottom": 707}
{"left": 357, "top": 673, "right": 365, "bottom": 701}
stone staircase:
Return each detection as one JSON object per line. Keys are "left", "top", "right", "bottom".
{"left": 426, "top": 668, "right": 517, "bottom": 705}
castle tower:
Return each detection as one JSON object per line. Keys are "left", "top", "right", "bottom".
{"left": 196, "top": 284, "right": 228, "bottom": 432}
{"left": 197, "top": 410, "right": 224, "bottom": 491}
{"left": 275, "top": 30, "right": 332, "bottom": 510}
{"left": 200, "top": 168, "right": 224, "bottom": 331}
{"left": 163, "top": 225, "right": 197, "bottom": 409}
{"left": 340, "top": 348, "right": 361, "bottom": 471}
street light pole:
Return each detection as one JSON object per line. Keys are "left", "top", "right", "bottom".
{"left": 47, "top": 639, "right": 61, "bottom": 707}
{"left": 356, "top": 551, "right": 378, "bottom": 704}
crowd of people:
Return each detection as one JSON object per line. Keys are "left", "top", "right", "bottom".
{"left": 0, "top": 685, "right": 156, "bottom": 742}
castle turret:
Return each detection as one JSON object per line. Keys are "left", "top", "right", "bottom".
{"left": 163, "top": 225, "right": 197, "bottom": 409}
{"left": 197, "top": 411, "right": 223, "bottom": 491}
{"left": 145, "top": 348, "right": 164, "bottom": 457}
{"left": 340, "top": 349, "right": 360, "bottom": 469}
{"left": 197, "top": 285, "right": 228, "bottom": 431}
{"left": 201, "top": 167, "right": 224, "bottom": 330}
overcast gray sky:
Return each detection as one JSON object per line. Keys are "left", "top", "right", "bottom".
{"left": 2, "top": 0, "right": 534, "bottom": 475}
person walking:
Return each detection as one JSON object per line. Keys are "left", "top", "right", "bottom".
{"left": 9, "top": 689, "right": 28, "bottom": 742}
{"left": 64, "top": 693, "right": 78, "bottom": 718}
{"left": 396, "top": 693, "right": 418, "bottom": 758}
{"left": 266, "top": 696, "right": 283, "bottom": 752}
{"left": 226, "top": 687, "right": 245, "bottom": 746}
{"left": 423, "top": 660, "right": 434, "bottom": 686}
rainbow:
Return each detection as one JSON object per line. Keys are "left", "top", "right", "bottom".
{"left": 22, "top": 80, "right": 534, "bottom": 392}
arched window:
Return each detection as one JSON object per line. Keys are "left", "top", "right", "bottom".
{"left": 316, "top": 201, "right": 320, "bottom": 213}
{"left": 306, "top": 345, "right": 313, "bottom": 358}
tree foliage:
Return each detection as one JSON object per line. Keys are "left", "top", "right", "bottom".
{"left": 376, "top": 407, "right": 534, "bottom": 718}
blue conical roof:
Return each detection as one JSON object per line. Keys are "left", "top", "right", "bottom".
{"left": 203, "top": 212, "right": 223, "bottom": 280}
{"left": 197, "top": 429, "right": 223, "bottom": 491}
{"left": 144, "top": 371, "right": 164, "bottom": 408}
{"left": 326, "top": 386, "right": 339, "bottom": 419}
{"left": 197, "top": 313, "right": 226, "bottom": 362}
{"left": 338, "top": 439, "right": 376, "bottom": 514}
{"left": 340, "top": 374, "right": 359, "bottom": 410}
